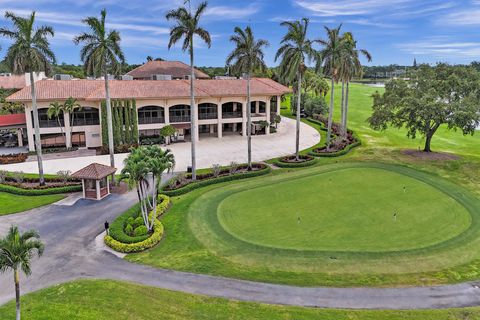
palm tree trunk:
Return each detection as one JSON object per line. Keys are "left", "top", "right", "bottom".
{"left": 14, "top": 269, "right": 20, "bottom": 320}
{"left": 70, "top": 111, "right": 75, "bottom": 150}
{"left": 295, "top": 71, "right": 302, "bottom": 161}
{"left": 327, "top": 77, "right": 335, "bottom": 150}
{"left": 190, "top": 41, "right": 197, "bottom": 181}
{"left": 246, "top": 72, "right": 252, "bottom": 170}
{"left": 340, "top": 80, "right": 345, "bottom": 137}
{"left": 104, "top": 73, "right": 115, "bottom": 168}
{"left": 345, "top": 81, "right": 350, "bottom": 135}
{"left": 30, "top": 72, "right": 45, "bottom": 186}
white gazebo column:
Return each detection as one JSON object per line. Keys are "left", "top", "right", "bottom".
{"left": 25, "top": 107, "right": 35, "bottom": 151}
{"left": 96, "top": 180, "right": 101, "bottom": 200}
{"left": 106, "top": 178, "right": 110, "bottom": 194}
{"left": 242, "top": 99, "right": 247, "bottom": 137}
{"left": 64, "top": 112, "right": 72, "bottom": 148}
{"left": 217, "top": 103, "right": 222, "bottom": 138}
{"left": 16, "top": 129, "right": 23, "bottom": 147}
{"left": 277, "top": 95, "right": 281, "bottom": 115}
{"left": 81, "top": 179, "right": 86, "bottom": 198}
{"left": 266, "top": 99, "right": 271, "bottom": 135}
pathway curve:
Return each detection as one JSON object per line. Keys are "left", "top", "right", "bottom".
{"left": 1, "top": 194, "right": 480, "bottom": 310}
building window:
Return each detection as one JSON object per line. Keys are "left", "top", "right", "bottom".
{"left": 34, "top": 109, "right": 64, "bottom": 128}
{"left": 169, "top": 105, "right": 190, "bottom": 122}
{"left": 138, "top": 106, "right": 165, "bottom": 124}
{"left": 222, "top": 102, "right": 242, "bottom": 118}
{"left": 40, "top": 133, "right": 65, "bottom": 147}
{"left": 198, "top": 103, "right": 217, "bottom": 120}
{"left": 72, "top": 107, "right": 100, "bottom": 126}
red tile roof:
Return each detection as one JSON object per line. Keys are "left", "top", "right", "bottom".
{"left": 7, "top": 78, "right": 291, "bottom": 102}
{"left": 0, "top": 74, "right": 26, "bottom": 89}
{"left": 0, "top": 113, "right": 26, "bottom": 128}
{"left": 72, "top": 163, "right": 117, "bottom": 180}
{"left": 127, "top": 61, "right": 210, "bottom": 79}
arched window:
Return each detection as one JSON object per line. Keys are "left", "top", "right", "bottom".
{"left": 33, "top": 109, "right": 64, "bottom": 128}
{"left": 222, "top": 102, "right": 243, "bottom": 118}
{"left": 72, "top": 107, "right": 100, "bottom": 126}
{"left": 169, "top": 105, "right": 190, "bottom": 122}
{"left": 138, "top": 106, "right": 165, "bottom": 124}
{"left": 198, "top": 103, "right": 217, "bottom": 119}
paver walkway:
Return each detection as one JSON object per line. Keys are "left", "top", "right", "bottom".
{"left": 1, "top": 193, "right": 480, "bottom": 310}
{"left": 0, "top": 117, "right": 319, "bottom": 174}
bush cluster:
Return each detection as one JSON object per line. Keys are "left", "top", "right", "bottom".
{"left": 0, "top": 153, "right": 28, "bottom": 165}
{"left": 274, "top": 155, "right": 317, "bottom": 168}
{"left": 161, "top": 164, "right": 271, "bottom": 197}
{"left": 104, "top": 220, "right": 164, "bottom": 253}
{"left": 0, "top": 183, "right": 82, "bottom": 195}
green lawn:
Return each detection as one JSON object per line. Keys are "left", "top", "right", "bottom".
{"left": 0, "top": 192, "right": 64, "bottom": 215}
{"left": 3, "top": 280, "right": 480, "bottom": 320}
{"left": 218, "top": 166, "right": 470, "bottom": 252}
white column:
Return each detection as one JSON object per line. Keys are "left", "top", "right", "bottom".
{"left": 64, "top": 112, "right": 72, "bottom": 148}
{"left": 255, "top": 101, "right": 259, "bottom": 114}
{"left": 277, "top": 95, "right": 281, "bottom": 115}
{"left": 82, "top": 180, "right": 86, "bottom": 198}
{"left": 164, "top": 106, "right": 170, "bottom": 124}
{"left": 242, "top": 99, "right": 247, "bottom": 136}
{"left": 266, "top": 99, "right": 271, "bottom": 135}
{"left": 107, "top": 178, "right": 110, "bottom": 195}
{"left": 25, "top": 106, "right": 35, "bottom": 151}
{"left": 17, "top": 129, "right": 23, "bottom": 147}
{"left": 96, "top": 180, "right": 101, "bottom": 200}
{"left": 193, "top": 102, "right": 199, "bottom": 142}
{"left": 217, "top": 103, "right": 222, "bottom": 138}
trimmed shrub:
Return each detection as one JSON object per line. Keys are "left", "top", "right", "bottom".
{"left": 125, "top": 224, "right": 133, "bottom": 236}
{"left": 133, "top": 216, "right": 144, "bottom": 229}
{"left": 126, "top": 217, "right": 135, "bottom": 225}
{"left": 0, "top": 183, "right": 82, "bottom": 196}
{"left": 274, "top": 155, "right": 317, "bottom": 168}
{"left": 134, "top": 225, "right": 148, "bottom": 237}
{"left": 105, "top": 219, "right": 164, "bottom": 253}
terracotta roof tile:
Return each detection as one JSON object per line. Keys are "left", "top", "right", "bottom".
{"left": 72, "top": 163, "right": 117, "bottom": 180}
{"left": 127, "top": 61, "right": 210, "bottom": 79}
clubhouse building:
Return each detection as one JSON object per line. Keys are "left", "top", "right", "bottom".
{"left": 4, "top": 62, "right": 291, "bottom": 151}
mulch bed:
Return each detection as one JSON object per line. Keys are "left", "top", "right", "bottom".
{"left": 401, "top": 149, "right": 461, "bottom": 161}
{"left": 1, "top": 181, "right": 81, "bottom": 190}
{"left": 279, "top": 155, "right": 314, "bottom": 163}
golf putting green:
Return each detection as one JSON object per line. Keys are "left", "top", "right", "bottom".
{"left": 217, "top": 167, "right": 471, "bottom": 252}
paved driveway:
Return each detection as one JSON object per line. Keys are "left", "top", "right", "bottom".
{"left": 0, "top": 117, "right": 319, "bottom": 174}
{"left": 2, "top": 194, "right": 480, "bottom": 309}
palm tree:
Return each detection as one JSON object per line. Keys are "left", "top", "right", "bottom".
{"left": 0, "top": 11, "right": 56, "bottom": 186}
{"left": 275, "top": 18, "right": 316, "bottom": 161}
{"left": 166, "top": 1, "right": 211, "bottom": 181}
{"left": 226, "top": 26, "right": 269, "bottom": 170}
{"left": 74, "top": 9, "right": 125, "bottom": 169}
{"left": 63, "top": 97, "right": 82, "bottom": 148}
{"left": 47, "top": 101, "right": 66, "bottom": 146}
{"left": 316, "top": 25, "right": 347, "bottom": 149}
{"left": 0, "top": 226, "right": 44, "bottom": 320}
{"left": 339, "top": 32, "right": 372, "bottom": 136}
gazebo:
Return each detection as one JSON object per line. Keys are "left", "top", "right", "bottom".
{"left": 72, "top": 163, "right": 117, "bottom": 200}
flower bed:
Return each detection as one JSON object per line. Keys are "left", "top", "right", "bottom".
{"left": 0, "top": 153, "right": 28, "bottom": 164}
{"left": 0, "top": 174, "right": 81, "bottom": 194}
{"left": 274, "top": 154, "right": 317, "bottom": 168}
{"left": 105, "top": 194, "right": 170, "bottom": 253}
{"left": 161, "top": 163, "right": 271, "bottom": 197}
{"left": 0, "top": 183, "right": 82, "bottom": 195}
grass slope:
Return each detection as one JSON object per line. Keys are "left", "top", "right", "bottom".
{"left": 0, "top": 192, "right": 64, "bottom": 215}
{"left": 2, "top": 280, "right": 480, "bottom": 320}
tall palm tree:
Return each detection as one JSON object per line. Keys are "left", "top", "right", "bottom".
{"left": 74, "top": 9, "right": 125, "bottom": 168}
{"left": 316, "top": 25, "right": 347, "bottom": 149}
{"left": 0, "top": 11, "right": 56, "bottom": 186}
{"left": 275, "top": 18, "right": 316, "bottom": 161}
{"left": 226, "top": 26, "right": 269, "bottom": 170}
{"left": 47, "top": 101, "right": 66, "bottom": 146}
{"left": 63, "top": 97, "right": 82, "bottom": 148}
{"left": 0, "top": 226, "right": 44, "bottom": 320}
{"left": 166, "top": 1, "right": 211, "bottom": 181}
{"left": 339, "top": 32, "right": 372, "bottom": 136}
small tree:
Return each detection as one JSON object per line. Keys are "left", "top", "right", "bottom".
{"left": 368, "top": 64, "right": 480, "bottom": 152}
{"left": 160, "top": 125, "right": 176, "bottom": 144}
{"left": 0, "top": 226, "right": 44, "bottom": 320}
{"left": 47, "top": 101, "right": 66, "bottom": 147}
{"left": 63, "top": 97, "right": 82, "bottom": 148}
{"left": 271, "top": 114, "right": 281, "bottom": 129}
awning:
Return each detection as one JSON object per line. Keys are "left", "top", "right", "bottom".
{"left": 0, "top": 113, "right": 26, "bottom": 129}
{"left": 171, "top": 123, "right": 191, "bottom": 130}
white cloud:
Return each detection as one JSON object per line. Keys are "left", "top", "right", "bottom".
{"left": 443, "top": 9, "right": 480, "bottom": 25}
{"left": 205, "top": 4, "right": 260, "bottom": 20}
{"left": 396, "top": 37, "right": 480, "bottom": 60}
{"left": 294, "top": 0, "right": 413, "bottom": 16}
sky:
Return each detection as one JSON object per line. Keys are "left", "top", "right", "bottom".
{"left": 0, "top": 0, "right": 480, "bottom": 67}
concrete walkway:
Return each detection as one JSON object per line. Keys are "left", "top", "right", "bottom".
{"left": 1, "top": 193, "right": 480, "bottom": 310}
{"left": 0, "top": 117, "right": 319, "bottom": 174}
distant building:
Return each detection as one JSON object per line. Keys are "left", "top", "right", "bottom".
{"left": 126, "top": 61, "right": 210, "bottom": 80}
{"left": 0, "top": 72, "right": 47, "bottom": 90}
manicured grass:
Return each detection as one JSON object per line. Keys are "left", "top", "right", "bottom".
{"left": 218, "top": 167, "right": 470, "bottom": 252}
{"left": 0, "top": 192, "right": 64, "bottom": 215}
{"left": 3, "top": 280, "right": 480, "bottom": 319}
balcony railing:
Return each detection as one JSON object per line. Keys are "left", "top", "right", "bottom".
{"left": 222, "top": 112, "right": 242, "bottom": 119}
{"left": 170, "top": 115, "right": 191, "bottom": 123}
{"left": 138, "top": 117, "right": 165, "bottom": 125}
{"left": 198, "top": 112, "right": 218, "bottom": 120}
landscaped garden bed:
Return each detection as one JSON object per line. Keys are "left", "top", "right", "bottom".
{"left": 161, "top": 163, "right": 271, "bottom": 196}
{"left": 0, "top": 153, "right": 28, "bottom": 164}
{"left": 274, "top": 154, "right": 317, "bottom": 168}
{"left": 0, "top": 171, "right": 82, "bottom": 195}
{"left": 104, "top": 194, "right": 170, "bottom": 253}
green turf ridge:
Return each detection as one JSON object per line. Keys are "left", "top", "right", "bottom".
{"left": 3, "top": 280, "right": 480, "bottom": 320}
{"left": 0, "top": 192, "right": 64, "bottom": 216}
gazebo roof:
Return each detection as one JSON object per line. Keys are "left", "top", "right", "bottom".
{"left": 72, "top": 163, "right": 116, "bottom": 180}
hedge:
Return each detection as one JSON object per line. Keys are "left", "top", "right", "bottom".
{"left": 0, "top": 183, "right": 82, "bottom": 195}
{"left": 309, "top": 140, "right": 362, "bottom": 158}
{"left": 104, "top": 219, "right": 164, "bottom": 253}
{"left": 274, "top": 156, "right": 317, "bottom": 168}
{"left": 109, "top": 194, "right": 170, "bottom": 244}
{"left": 161, "top": 165, "right": 271, "bottom": 197}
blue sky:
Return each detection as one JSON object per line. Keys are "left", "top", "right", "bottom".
{"left": 1, "top": 0, "right": 480, "bottom": 67}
